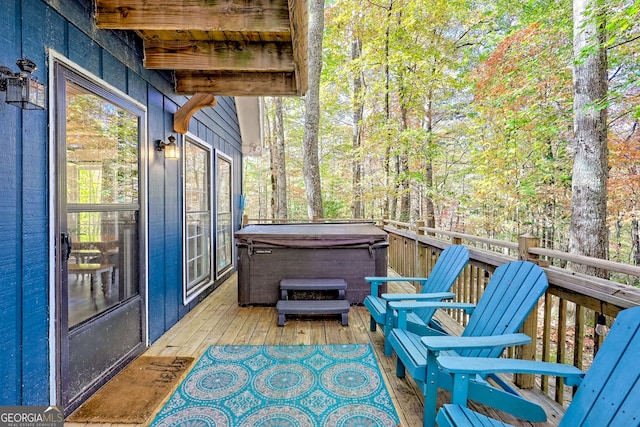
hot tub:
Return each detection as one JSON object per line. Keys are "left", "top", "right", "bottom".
{"left": 235, "top": 223, "right": 389, "bottom": 305}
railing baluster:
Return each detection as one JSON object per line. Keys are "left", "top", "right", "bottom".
{"left": 573, "top": 305, "right": 585, "bottom": 397}
{"left": 556, "top": 298, "right": 568, "bottom": 404}
{"left": 542, "top": 293, "right": 553, "bottom": 394}
{"left": 463, "top": 265, "right": 471, "bottom": 326}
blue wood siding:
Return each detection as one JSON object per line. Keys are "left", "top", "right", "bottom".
{"left": 0, "top": 0, "right": 244, "bottom": 406}
{"left": 0, "top": 0, "right": 21, "bottom": 404}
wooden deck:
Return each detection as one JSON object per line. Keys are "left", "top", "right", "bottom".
{"left": 66, "top": 273, "right": 566, "bottom": 427}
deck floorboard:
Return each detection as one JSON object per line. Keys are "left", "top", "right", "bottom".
{"left": 66, "top": 272, "right": 564, "bottom": 427}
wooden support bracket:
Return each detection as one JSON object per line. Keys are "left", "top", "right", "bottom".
{"left": 173, "top": 93, "right": 217, "bottom": 134}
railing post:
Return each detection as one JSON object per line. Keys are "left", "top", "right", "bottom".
{"left": 515, "top": 234, "right": 541, "bottom": 389}
{"left": 518, "top": 233, "right": 538, "bottom": 262}
{"left": 518, "top": 233, "right": 549, "bottom": 266}
{"left": 416, "top": 221, "right": 426, "bottom": 287}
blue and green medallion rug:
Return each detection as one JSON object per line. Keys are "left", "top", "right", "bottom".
{"left": 150, "top": 344, "right": 401, "bottom": 427}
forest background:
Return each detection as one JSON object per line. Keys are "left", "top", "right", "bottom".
{"left": 242, "top": 0, "right": 640, "bottom": 273}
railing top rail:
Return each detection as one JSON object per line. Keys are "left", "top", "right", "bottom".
{"left": 383, "top": 219, "right": 519, "bottom": 250}
{"left": 530, "top": 247, "right": 640, "bottom": 278}
{"left": 384, "top": 226, "right": 640, "bottom": 316}
{"left": 382, "top": 219, "right": 639, "bottom": 278}
{"left": 421, "top": 226, "right": 519, "bottom": 250}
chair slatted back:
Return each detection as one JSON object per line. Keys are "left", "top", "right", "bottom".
{"left": 561, "top": 306, "right": 640, "bottom": 426}
{"left": 413, "top": 245, "right": 469, "bottom": 320}
{"left": 460, "top": 261, "right": 548, "bottom": 358}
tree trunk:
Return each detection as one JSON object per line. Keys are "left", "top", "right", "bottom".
{"left": 302, "top": 0, "right": 325, "bottom": 219}
{"left": 399, "top": 97, "right": 410, "bottom": 222}
{"left": 632, "top": 218, "right": 640, "bottom": 266}
{"left": 383, "top": 0, "right": 394, "bottom": 220}
{"left": 265, "top": 99, "right": 276, "bottom": 219}
{"left": 424, "top": 94, "right": 436, "bottom": 228}
{"left": 569, "top": 0, "right": 609, "bottom": 278}
{"left": 273, "top": 97, "right": 287, "bottom": 219}
{"left": 399, "top": 152, "right": 410, "bottom": 222}
{"left": 351, "top": 35, "right": 364, "bottom": 219}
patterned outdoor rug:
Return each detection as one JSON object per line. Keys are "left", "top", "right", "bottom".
{"left": 150, "top": 344, "right": 401, "bottom": 426}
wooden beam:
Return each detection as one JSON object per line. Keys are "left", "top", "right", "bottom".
{"left": 175, "top": 71, "right": 300, "bottom": 96}
{"left": 143, "top": 40, "right": 294, "bottom": 71}
{"left": 174, "top": 93, "right": 217, "bottom": 134}
{"left": 288, "top": 0, "right": 308, "bottom": 95}
{"left": 95, "top": 0, "right": 291, "bottom": 32}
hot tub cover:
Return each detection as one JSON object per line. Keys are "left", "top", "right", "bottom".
{"left": 235, "top": 223, "right": 388, "bottom": 249}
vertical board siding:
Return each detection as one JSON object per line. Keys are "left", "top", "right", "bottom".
{"left": 68, "top": 25, "right": 100, "bottom": 75}
{"left": 0, "top": 105, "right": 20, "bottom": 405}
{"left": 162, "top": 98, "right": 181, "bottom": 328}
{"left": 20, "top": 117, "right": 50, "bottom": 405}
{"left": 127, "top": 69, "right": 147, "bottom": 105}
{"left": 21, "top": 0, "right": 61, "bottom": 405}
{"left": 0, "top": 0, "right": 244, "bottom": 407}
{"left": 102, "top": 51, "right": 127, "bottom": 93}
{"left": 147, "top": 86, "right": 167, "bottom": 342}
{"left": 0, "top": 0, "right": 20, "bottom": 405}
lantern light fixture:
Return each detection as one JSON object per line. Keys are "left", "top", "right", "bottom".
{"left": 0, "top": 57, "right": 46, "bottom": 110}
{"left": 157, "top": 135, "right": 179, "bottom": 159}
{"left": 595, "top": 313, "right": 609, "bottom": 336}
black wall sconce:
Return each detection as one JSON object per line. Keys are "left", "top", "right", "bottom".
{"left": 157, "top": 135, "right": 179, "bottom": 159}
{"left": 0, "top": 57, "right": 46, "bottom": 110}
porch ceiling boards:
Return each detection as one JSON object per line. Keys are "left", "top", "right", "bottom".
{"left": 95, "top": 0, "right": 308, "bottom": 96}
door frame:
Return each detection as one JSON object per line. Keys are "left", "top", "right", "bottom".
{"left": 47, "top": 50, "right": 149, "bottom": 409}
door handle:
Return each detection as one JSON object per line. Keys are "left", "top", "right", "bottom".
{"left": 61, "top": 232, "right": 72, "bottom": 261}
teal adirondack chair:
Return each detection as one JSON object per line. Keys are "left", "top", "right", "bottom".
{"left": 386, "top": 261, "right": 549, "bottom": 427}
{"left": 364, "top": 245, "right": 469, "bottom": 355}
{"left": 436, "top": 305, "right": 640, "bottom": 427}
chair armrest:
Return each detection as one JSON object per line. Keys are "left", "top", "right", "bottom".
{"left": 388, "top": 301, "right": 475, "bottom": 329}
{"left": 365, "top": 276, "right": 431, "bottom": 282}
{"left": 437, "top": 356, "right": 585, "bottom": 386}
{"left": 365, "top": 277, "right": 429, "bottom": 297}
{"left": 421, "top": 333, "right": 531, "bottom": 352}
{"left": 381, "top": 292, "right": 455, "bottom": 302}
{"left": 388, "top": 301, "right": 475, "bottom": 313}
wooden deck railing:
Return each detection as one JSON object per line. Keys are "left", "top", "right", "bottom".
{"left": 382, "top": 219, "right": 640, "bottom": 406}
{"left": 241, "top": 217, "right": 640, "bottom": 406}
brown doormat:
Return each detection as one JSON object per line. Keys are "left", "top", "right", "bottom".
{"left": 66, "top": 356, "right": 194, "bottom": 424}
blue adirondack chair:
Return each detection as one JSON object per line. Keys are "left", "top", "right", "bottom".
{"left": 435, "top": 305, "right": 640, "bottom": 427}
{"left": 363, "top": 245, "right": 469, "bottom": 355}
{"left": 386, "top": 260, "right": 549, "bottom": 427}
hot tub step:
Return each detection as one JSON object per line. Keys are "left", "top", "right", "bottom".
{"left": 279, "top": 278, "right": 347, "bottom": 300}
{"left": 276, "top": 299, "right": 350, "bottom": 326}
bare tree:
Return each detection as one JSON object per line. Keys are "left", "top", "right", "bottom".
{"left": 302, "top": 0, "right": 325, "bottom": 219}
{"left": 569, "top": 0, "right": 609, "bottom": 277}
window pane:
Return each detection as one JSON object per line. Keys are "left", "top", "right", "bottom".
{"left": 66, "top": 82, "right": 139, "bottom": 205}
{"left": 216, "top": 155, "right": 233, "bottom": 275}
{"left": 187, "top": 212, "right": 211, "bottom": 287}
{"left": 68, "top": 210, "right": 139, "bottom": 326}
{"left": 185, "top": 141, "right": 212, "bottom": 295}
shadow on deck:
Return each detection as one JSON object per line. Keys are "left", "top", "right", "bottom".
{"left": 66, "top": 273, "right": 565, "bottom": 427}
